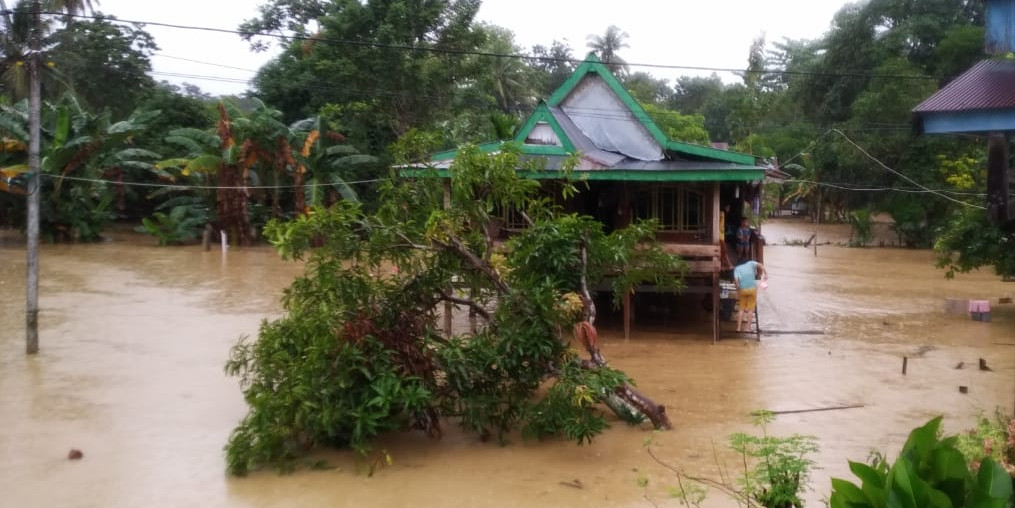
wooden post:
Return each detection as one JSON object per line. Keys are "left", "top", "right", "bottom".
{"left": 623, "top": 290, "right": 631, "bottom": 341}
{"left": 902, "top": 356, "right": 908, "bottom": 375}
{"left": 813, "top": 232, "right": 818, "bottom": 257}
{"left": 986, "top": 133, "right": 1011, "bottom": 225}
{"left": 712, "top": 182, "right": 720, "bottom": 344}
{"left": 202, "top": 224, "right": 212, "bottom": 251}
{"left": 443, "top": 180, "right": 453, "bottom": 338}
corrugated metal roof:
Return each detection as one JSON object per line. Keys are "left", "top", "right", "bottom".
{"left": 914, "top": 59, "right": 1015, "bottom": 113}
{"left": 548, "top": 106, "right": 626, "bottom": 167}
{"left": 519, "top": 154, "right": 761, "bottom": 172}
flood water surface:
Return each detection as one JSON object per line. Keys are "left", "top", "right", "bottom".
{"left": 1, "top": 219, "right": 1013, "bottom": 508}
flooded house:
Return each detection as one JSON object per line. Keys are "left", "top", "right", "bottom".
{"left": 417, "top": 54, "right": 773, "bottom": 341}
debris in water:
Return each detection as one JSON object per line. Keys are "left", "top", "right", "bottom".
{"left": 954, "top": 361, "right": 964, "bottom": 369}
{"left": 959, "top": 386, "right": 969, "bottom": 394}
{"left": 68, "top": 449, "right": 83, "bottom": 460}
{"left": 978, "top": 358, "right": 991, "bottom": 371}
{"left": 559, "top": 479, "right": 584, "bottom": 489}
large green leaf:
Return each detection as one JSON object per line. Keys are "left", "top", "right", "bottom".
{"left": 851, "top": 461, "right": 888, "bottom": 506}
{"left": 167, "top": 127, "right": 219, "bottom": 148}
{"left": 969, "top": 458, "right": 1014, "bottom": 508}
{"left": 107, "top": 120, "right": 134, "bottom": 135}
{"left": 901, "top": 416, "right": 943, "bottom": 465}
{"left": 332, "top": 154, "right": 377, "bottom": 167}
{"left": 164, "top": 135, "right": 206, "bottom": 155}
{"left": 887, "top": 459, "right": 922, "bottom": 508}
{"left": 325, "top": 145, "right": 359, "bottom": 157}
{"left": 187, "top": 154, "right": 224, "bottom": 174}
{"left": 831, "top": 478, "right": 874, "bottom": 508}
{"left": 114, "top": 148, "right": 161, "bottom": 161}
{"left": 929, "top": 447, "right": 972, "bottom": 507}
{"left": 51, "top": 103, "right": 72, "bottom": 149}
{"left": 0, "top": 111, "right": 29, "bottom": 142}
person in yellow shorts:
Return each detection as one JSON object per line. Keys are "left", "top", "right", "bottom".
{"left": 733, "top": 259, "right": 766, "bottom": 332}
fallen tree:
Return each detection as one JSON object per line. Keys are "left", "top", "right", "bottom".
{"left": 224, "top": 143, "right": 682, "bottom": 474}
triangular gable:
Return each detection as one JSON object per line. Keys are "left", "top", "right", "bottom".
{"left": 547, "top": 53, "right": 755, "bottom": 166}
{"left": 513, "top": 102, "right": 575, "bottom": 153}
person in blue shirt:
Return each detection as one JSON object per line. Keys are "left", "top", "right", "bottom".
{"left": 733, "top": 259, "right": 767, "bottom": 332}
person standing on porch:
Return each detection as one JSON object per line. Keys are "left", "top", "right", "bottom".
{"left": 736, "top": 218, "right": 752, "bottom": 261}
{"left": 733, "top": 259, "right": 766, "bottom": 332}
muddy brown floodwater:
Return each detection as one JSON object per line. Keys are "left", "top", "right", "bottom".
{"left": 1, "top": 218, "right": 1013, "bottom": 508}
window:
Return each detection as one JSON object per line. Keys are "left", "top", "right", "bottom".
{"left": 635, "top": 185, "right": 705, "bottom": 232}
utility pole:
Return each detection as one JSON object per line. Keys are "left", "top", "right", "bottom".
{"left": 25, "top": 0, "right": 42, "bottom": 354}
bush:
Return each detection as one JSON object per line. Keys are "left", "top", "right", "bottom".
{"left": 829, "top": 416, "right": 1014, "bottom": 508}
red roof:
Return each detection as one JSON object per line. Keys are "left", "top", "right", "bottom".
{"left": 914, "top": 59, "right": 1015, "bottom": 113}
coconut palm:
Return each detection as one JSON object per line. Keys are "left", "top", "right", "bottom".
{"left": 586, "top": 25, "right": 630, "bottom": 75}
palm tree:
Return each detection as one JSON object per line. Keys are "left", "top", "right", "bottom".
{"left": 782, "top": 154, "right": 822, "bottom": 223}
{"left": 586, "top": 25, "right": 630, "bottom": 75}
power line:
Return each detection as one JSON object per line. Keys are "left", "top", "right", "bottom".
{"left": 784, "top": 179, "right": 988, "bottom": 197}
{"left": 43, "top": 173, "right": 385, "bottom": 190}
{"left": 828, "top": 129, "right": 985, "bottom": 209}
{"left": 43, "top": 11, "right": 941, "bottom": 82}
{"left": 152, "top": 53, "right": 259, "bottom": 73}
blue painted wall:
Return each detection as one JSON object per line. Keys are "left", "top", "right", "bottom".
{"left": 987, "top": 0, "right": 1015, "bottom": 54}
{"left": 920, "top": 108, "right": 1015, "bottom": 134}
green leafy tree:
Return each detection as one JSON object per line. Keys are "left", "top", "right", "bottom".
{"left": 529, "top": 40, "right": 575, "bottom": 98}
{"left": 223, "top": 144, "right": 680, "bottom": 474}
{"left": 624, "top": 71, "right": 672, "bottom": 105}
{"left": 640, "top": 101, "right": 710, "bottom": 145}
{"left": 246, "top": 0, "right": 487, "bottom": 152}
{"left": 46, "top": 15, "right": 158, "bottom": 117}
{"left": 935, "top": 207, "right": 1015, "bottom": 279}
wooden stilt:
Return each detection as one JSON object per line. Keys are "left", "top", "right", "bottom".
{"left": 623, "top": 290, "right": 631, "bottom": 341}
{"left": 712, "top": 271, "right": 719, "bottom": 344}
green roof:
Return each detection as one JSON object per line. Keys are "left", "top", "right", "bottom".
{"left": 423, "top": 52, "right": 761, "bottom": 179}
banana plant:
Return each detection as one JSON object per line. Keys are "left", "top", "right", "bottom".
{"left": 290, "top": 116, "right": 377, "bottom": 212}
{"left": 0, "top": 93, "right": 158, "bottom": 240}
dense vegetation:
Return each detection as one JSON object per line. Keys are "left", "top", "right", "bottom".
{"left": 0, "top": 0, "right": 1012, "bottom": 476}
{"left": 224, "top": 145, "right": 681, "bottom": 474}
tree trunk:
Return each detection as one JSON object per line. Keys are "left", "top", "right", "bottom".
{"left": 216, "top": 164, "right": 253, "bottom": 246}
{"left": 574, "top": 322, "right": 672, "bottom": 430}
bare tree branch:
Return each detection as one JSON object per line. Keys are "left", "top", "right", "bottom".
{"left": 443, "top": 235, "right": 510, "bottom": 294}
{"left": 439, "top": 291, "right": 491, "bottom": 321}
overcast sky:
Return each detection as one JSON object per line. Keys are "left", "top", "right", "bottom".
{"left": 95, "top": 0, "right": 853, "bottom": 96}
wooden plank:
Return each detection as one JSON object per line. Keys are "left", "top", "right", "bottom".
{"left": 665, "top": 243, "right": 720, "bottom": 258}
{"left": 712, "top": 269, "right": 719, "bottom": 344}
{"left": 685, "top": 259, "right": 719, "bottom": 274}
{"left": 712, "top": 182, "right": 721, "bottom": 244}
{"left": 623, "top": 291, "right": 631, "bottom": 340}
